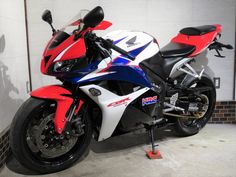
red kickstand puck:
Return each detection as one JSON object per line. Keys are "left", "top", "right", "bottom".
{"left": 146, "top": 150, "right": 162, "bottom": 159}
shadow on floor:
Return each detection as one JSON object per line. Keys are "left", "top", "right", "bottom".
{"left": 6, "top": 125, "right": 178, "bottom": 175}
{"left": 5, "top": 155, "right": 38, "bottom": 176}
{"left": 90, "top": 125, "right": 178, "bottom": 153}
{"left": 5, "top": 148, "right": 90, "bottom": 176}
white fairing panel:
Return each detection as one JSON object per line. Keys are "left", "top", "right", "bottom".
{"left": 78, "top": 30, "right": 159, "bottom": 141}
{"left": 103, "top": 30, "right": 160, "bottom": 64}
{"left": 80, "top": 85, "right": 149, "bottom": 141}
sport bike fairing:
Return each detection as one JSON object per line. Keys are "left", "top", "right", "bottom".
{"left": 41, "top": 18, "right": 112, "bottom": 74}
{"left": 12, "top": 6, "right": 233, "bottom": 173}
{"left": 73, "top": 31, "right": 160, "bottom": 141}
{"left": 35, "top": 10, "right": 221, "bottom": 142}
{"left": 80, "top": 85, "right": 149, "bottom": 141}
{"left": 37, "top": 22, "right": 161, "bottom": 141}
{"left": 72, "top": 31, "right": 160, "bottom": 87}
{"left": 60, "top": 31, "right": 159, "bottom": 141}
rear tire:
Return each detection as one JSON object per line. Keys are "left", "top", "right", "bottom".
{"left": 10, "top": 97, "right": 92, "bottom": 174}
{"left": 175, "top": 76, "right": 216, "bottom": 136}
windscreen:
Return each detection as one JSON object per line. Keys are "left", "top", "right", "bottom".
{"left": 47, "top": 9, "right": 90, "bottom": 50}
{"left": 61, "top": 9, "right": 89, "bottom": 34}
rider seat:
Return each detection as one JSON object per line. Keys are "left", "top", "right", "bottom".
{"left": 140, "top": 53, "right": 184, "bottom": 79}
{"left": 180, "top": 25, "right": 216, "bottom": 36}
{"left": 141, "top": 42, "right": 195, "bottom": 79}
{"left": 160, "top": 42, "right": 196, "bottom": 58}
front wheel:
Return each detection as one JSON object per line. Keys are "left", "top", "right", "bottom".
{"left": 10, "top": 97, "right": 92, "bottom": 174}
{"left": 175, "top": 76, "right": 216, "bottom": 136}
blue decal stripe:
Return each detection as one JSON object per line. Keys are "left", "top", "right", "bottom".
{"left": 112, "top": 41, "right": 152, "bottom": 65}
{"left": 128, "top": 41, "right": 152, "bottom": 57}
{"left": 75, "top": 65, "right": 152, "bottom": 88}
{"left": 112, "top": 57, "right": 130, "bottom": 65}
{"left": 113, "top": 36, "right": 128, "bottom": 44}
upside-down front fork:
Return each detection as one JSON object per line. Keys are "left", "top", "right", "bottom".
{"left": 64, "top": 98, "right": 84, "bottom": 134}
{"left": 30, "top": 85, "right": 84, "bottom": 134}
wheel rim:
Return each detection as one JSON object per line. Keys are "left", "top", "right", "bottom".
{"left": 192, "top": 94, "right": 209, "bottom": 118}
{"left": 24, "top": 102, "right": 87, "bottom": 162}
{"left": 181, "top": 89, "right": 211, "bottom": 128}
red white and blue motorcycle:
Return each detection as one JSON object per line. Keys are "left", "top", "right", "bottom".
{"left": 10, "top": 6, "right": 233, "bottom": 173}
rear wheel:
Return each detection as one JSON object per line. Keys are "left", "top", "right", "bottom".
{"left": 10, "top": 97, "right": 92, "bottom": 173}
{"left": 175, "top": 76, "right": 216, "bottom": 136}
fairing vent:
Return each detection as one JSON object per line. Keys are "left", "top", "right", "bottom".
{"left": 44, "top": 55, "right": 51, "bottom": 67}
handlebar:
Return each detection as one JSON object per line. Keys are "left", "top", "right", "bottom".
{"left": 102, "top": 39, "right": 135, "bottom": 60}
{"left": 85, "top": 32, "right": 135, "bottom": 60}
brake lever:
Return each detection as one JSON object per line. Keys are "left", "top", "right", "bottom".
{"left": 95, "top": 41, "right": 112, "bottom": 59}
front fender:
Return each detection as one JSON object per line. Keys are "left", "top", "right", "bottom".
{"left": 30, "top": 85, "right": 73, "bottom": 134}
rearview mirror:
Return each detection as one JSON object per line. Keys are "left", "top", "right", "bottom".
{"left": 83, "top": 6, "right": 104, "bottom": 28}
{"left": 42, "top": 10, "right": 53, "bottom": 24}
{"left": 42, "top": 10, "right": 56, "bottom": 35}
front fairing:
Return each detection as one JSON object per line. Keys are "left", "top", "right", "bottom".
{"left": 41, "top": 33, "right": 86, "bottom": 74}
{"left": 40, "top": 12, "right": 112, "bottom": 75}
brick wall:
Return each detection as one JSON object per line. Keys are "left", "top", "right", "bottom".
{"left": 0, "top": 127, "right": 10, "bottom": 170}
{"left": 209, "top": 101, "right": 236, "bottom": 124}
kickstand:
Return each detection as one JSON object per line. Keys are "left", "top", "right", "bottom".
{"left": 145, "top": 124, "right": 162, "bottom": 159}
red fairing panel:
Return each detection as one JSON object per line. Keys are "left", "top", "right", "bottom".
{"left": 40, "top": 36, "right": 86, "bottom": 74}
{"left": 59, "top": 38, "right": 86, "bottom": 61}
{"left": 40, "top": 20, "right": 112, "bottom": 74}
{"left": 30, "top": 85, "right": 73, "bottom": 134}
{"left": 74, "top": 100, "right": 84, "bottom": 115}
{"left": 171, "top": 24, "right": 222, "bottom": 57}
{"left": 91, "top": 20, "right": 112, "bottom": 30}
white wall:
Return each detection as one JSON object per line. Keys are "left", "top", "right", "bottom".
{"left": 27, "top": 0, "right": 235, "bottom": 101}
{"left": 0, "top": 0, "right": 30, "bottom": 132}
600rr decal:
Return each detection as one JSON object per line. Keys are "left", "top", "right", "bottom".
{"left": 107, "top": 97, "right": 130, "bottom": 107}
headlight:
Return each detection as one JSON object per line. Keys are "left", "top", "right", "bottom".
{"left": 53, "top": 60, "right": 75, "bottom": 72}
{"left": 47, "top": 56, "right": 88, "bottom": 75}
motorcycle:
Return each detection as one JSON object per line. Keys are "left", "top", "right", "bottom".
{"left": 10, "top": 6, "right": 233, "bottom": 173}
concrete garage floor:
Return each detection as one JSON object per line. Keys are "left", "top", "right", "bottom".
{"left": 1, "top": 124, "right": 236, "bottom": 177}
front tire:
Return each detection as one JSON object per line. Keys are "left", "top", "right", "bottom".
{"left": 10, "top": 97, "right": 92, "bottom": 174}
{"left": 175, "top": 76, "right": 216, "bottom": 136}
